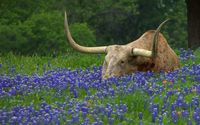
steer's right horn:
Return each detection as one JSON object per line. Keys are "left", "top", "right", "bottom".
{"left": 151, "top": 19, "right": 170, "bottom": 57}
{"left": 64, "top": 12, "right": 107, "bottom": 54}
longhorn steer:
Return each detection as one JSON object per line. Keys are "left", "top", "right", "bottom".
{"left": 64, "top": 12, "right": 180, "bottom": 79}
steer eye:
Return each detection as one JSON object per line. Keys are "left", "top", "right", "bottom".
{"left": 120, "top": 60, "right": 125, "bottom": 64}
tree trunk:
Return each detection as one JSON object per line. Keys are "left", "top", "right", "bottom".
{"left": 186, "top": 0, "right": 200, "bottom": 49}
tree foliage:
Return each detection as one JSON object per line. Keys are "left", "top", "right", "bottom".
{"left": 69, "top": 23, "right": 96, "bottom": 46}
{"left": 0, "top": 0, "right": 187, "bottom": 55}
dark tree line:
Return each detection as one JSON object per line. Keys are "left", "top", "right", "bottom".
{"left": 0, "top": 0, "right": 193, "bottom": 55}
{"left": 186, "top": 0, "right": 200, "bottom": 49}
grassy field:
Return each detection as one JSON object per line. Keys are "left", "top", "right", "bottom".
{"left": 0, "top": 53, "right": 105, "bottom": 75}
{"left": 0, "top": 49, "right": 200, "bottom": 125}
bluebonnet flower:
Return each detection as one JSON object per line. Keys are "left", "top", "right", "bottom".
{"left": 182, "top": 110, "right": 189, "bottom": 119}
{"left": 108, "top": 117, "right": 114, "bottom": 125}
{"left": 171, "top": 111, "right": 178, "bottom": 123}
{"left": 187, "top": 119, "right": 192, "bottom": 125}
{"left": 138, "top": 112, "right": 143, "bottom": 120}
{"left": 152, "top": 112, "right": 156, "bottom": 123}
{"left": 193, "top": 111, "right": 200, "bottom": 125}
{"left": 158, "top": 115, "right": 163, "bottom": 125}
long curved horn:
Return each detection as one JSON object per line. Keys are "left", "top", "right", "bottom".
{"left": 64, "top": 12, "right": 107, "bottom": 54}
{"left": 131, "top": 19, "right": 170, "bottom": 57}
{"left": 151, "top": 19, "right": 170, "bottom": 57}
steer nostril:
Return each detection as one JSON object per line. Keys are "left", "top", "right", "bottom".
{"left": 103, "top": 75, "right": 108, "bottom": 79}
{"left": 103, "top": 74, "right": 109, "bottom": 79}
{"left": 103, "top": 72, "right": 112, "bottom": 79}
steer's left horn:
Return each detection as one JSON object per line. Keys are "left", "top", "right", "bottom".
{"left": 64, "top": 11, "right": 107, "bottom": 54}
{"left": 132, "top": 48, "right": 152, "bottom": 57}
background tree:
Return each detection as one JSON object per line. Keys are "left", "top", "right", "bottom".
{"left": 186, "top": 0, "right": 200, "bottom": 49}
{"left": 0, "top": 0, "right": 188, "bottom": 55}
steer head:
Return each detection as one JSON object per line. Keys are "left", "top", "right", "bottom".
{"left": 64, "top": 12, "right": 169, "bottom": 79}
{"left": 102, "top": 45, "right": 151, "bottom": 79}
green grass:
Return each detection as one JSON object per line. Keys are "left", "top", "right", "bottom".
{"left": 0, "top": 52, "right": 105, "bottom": 75}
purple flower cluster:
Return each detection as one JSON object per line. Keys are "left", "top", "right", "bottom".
{"left": 0, "top": 102, "right": 62, "bottom": 125}
{"left": 0, "top": 49, "right": 200, "bottom": 124}
{"left": 179, "top": 48, "right": 196, "bottom": 61}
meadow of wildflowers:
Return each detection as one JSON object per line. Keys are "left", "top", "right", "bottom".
{"left": 0, "top": 48, "right": 200, "bottom": 125}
